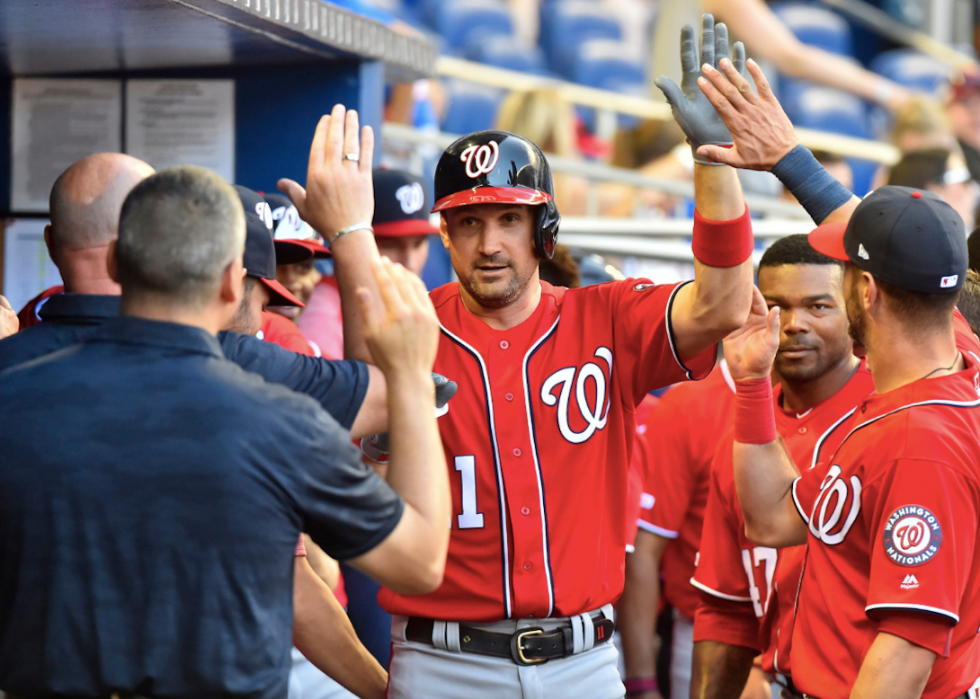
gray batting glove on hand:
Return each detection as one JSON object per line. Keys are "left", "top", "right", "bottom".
{"left": 361, "top": 372, "right": 458, "bottom": 462}
{"left": 655, "top": 14, "right": 746, "bottom": 166}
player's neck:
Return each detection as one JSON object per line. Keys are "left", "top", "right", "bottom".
{"left": 459, "top": 279, "right": 542, "bottom": 331}
{"left": 779, "top": 353, "right": 860, "bottom": 413}
{"left": 866, "top": 322, "right": 961, "bottom": 394}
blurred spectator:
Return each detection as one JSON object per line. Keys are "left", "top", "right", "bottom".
{"left": 957, "top": 268, "right": 980, "bottom": 336}
{"left": 651, "top": 0, "right": 911, "bottom": 111}
{"left": 946, "top": 72, "right": 980, "bottom": 181}
{"left": 0, "top": 296, "right": 18, "bottom": 339}
{"left": 891, "top": 95, "right": 958, "bottom": 153}
{"left": 538, "top": 243, "right": 582, "bottom": 288}
{"left": 886, "top": 148, "right": 979, "bottom": 230}
{"left": 968, "top": 226, "right": 980, "bottom": 272}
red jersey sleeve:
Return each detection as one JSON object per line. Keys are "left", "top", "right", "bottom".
{"left": 691, "top": 436, "right": 763, "bottom": 649}
{"left": 638, "top": 398, "right": 696, "bottom": 539}
{"left": 866, "top": 459, "right": 979, "bottom": 653}
{"left": 610, "top": 279, "right": 716, "bottom": 405}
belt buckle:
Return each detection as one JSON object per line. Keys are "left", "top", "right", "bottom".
{"left": 511, "top": 627, "right": 546, "bottom": 665}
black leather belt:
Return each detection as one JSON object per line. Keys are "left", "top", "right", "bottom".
{"left": 405, "top": 613, "right": 615, "bottom": 666}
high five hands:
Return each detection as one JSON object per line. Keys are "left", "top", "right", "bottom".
{"left": 658, "top": 13, "right": 801, "bottom": 171}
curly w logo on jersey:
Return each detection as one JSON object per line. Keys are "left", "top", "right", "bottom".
{"left": 541, "top": 347, "right": 613, "bottom": 444}
{"left": 883, "top": 505, "right": 943, "bottom": 566}
{"left": 808, "top": 464, "right": 861, "bottom": 545}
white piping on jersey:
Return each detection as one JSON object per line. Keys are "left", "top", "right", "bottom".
{"left": 719, "top": 358, "right": 736, "bottom": 394}
{"left": 637, "top": 519, "right": 680, "bottom": 539}
{"left": 690, "top": 577, "right": 752, "bottom": 602}
{"left": 865, "top": 602, "right": 959, "bottom": 623}
{"left": 521, "top": 316, "right": 561, "bottom": 618}
{"left": 437, "top": 322, "right": 513, "bottom": 619}
{"left": 809, "top": 407, "right": 857, "bottom": 472}
{"left": 665, "top": 281, "right": 701, "bottom": 381}
{"left": 791, "top": 478, "right": 810, "bottom": 525}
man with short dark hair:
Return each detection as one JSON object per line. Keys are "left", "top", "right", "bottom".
{"left": 887, "top": 148, "right": 978, "bottom": 230}
{"left": 690, "top": 234, "right": 874, "bottom": 699}
{"left": 0, "top": 165, "right": 451, "bottom": 699}
{"left": 725, "top": 187, "right": 980, "bottom": 699}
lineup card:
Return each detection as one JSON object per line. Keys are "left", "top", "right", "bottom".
{"left": 11, "top": 79, "right": 122, "bottom": 212}
{"left": 126, "top": 80, "right": 235, "bottom": 183}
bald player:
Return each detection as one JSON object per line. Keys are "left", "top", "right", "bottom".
{"left": 0, "top": 296, "right": 18, "bottom": 339}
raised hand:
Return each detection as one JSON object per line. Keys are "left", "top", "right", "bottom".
{"left": 723, "top": 286, "right": 779, "bottom": 381}
{"left": 696, "top": 57, "right": 800, "bottom": 170}
{"left": 278, "top": 104, "right": 375, "bottom": 244}
{"left": 356, "top": 257, "right": 440, "bottom": 380}
{"left": 0, "top": 295, "right": 18, "bottom": 339}
{"left": 655, "top": 14, "right": 746, "bottom": 165}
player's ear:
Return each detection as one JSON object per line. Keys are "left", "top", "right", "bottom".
{"left": 439, "top": 215, "right": 451, "bottom": 249}
{"left": 106, "top": 239, "right": 120, "bottom": 283}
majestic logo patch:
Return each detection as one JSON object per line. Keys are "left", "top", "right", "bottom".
{"left": 460, "top": 141, "right": 500, "bottom": 179}
{"left": 633, "top": 283, "right": 654, "bottom": 292}
{"left": 901, "top": 574, "right": 919, "bottom": 589}
{"left": 857, "top": 244, "right": 870, "bottom": 260}
{"left": 883, "top": 505, "right": 942, "bottom": 566}
{"left": 395, "top": 183, "right": 425, "bottom": 214}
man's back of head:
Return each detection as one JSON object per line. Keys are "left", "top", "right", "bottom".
{"left": 114, "top": 165, "right": 246, "bottom": 317}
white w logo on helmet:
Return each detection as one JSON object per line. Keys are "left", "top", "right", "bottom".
{"left": 460, "top": 141, "right": 500, "bottom": 179}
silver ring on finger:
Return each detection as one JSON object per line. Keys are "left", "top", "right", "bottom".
{"left": 343, "top": 152, "right": 360, "bottom": 162}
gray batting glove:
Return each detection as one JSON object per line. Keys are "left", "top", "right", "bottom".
{"left": 361, "top": 372, "right": 458, "bottom": 462}
{"left": 655, "top": 14, "right": 746, "bottom": 166}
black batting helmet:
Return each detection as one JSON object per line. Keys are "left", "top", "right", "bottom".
{"left": 432, "top": 130, "right": 561, "bottom": 259}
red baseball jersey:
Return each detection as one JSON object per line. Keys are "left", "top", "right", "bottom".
{"left": 637, "top": 361, "right": 736, "bottom": 620}
{"left": 17, "top": 285, "right": 63, "bottom": 330}
{"left": 627, "top": 394, "right": 660, "bottom": 553}
{"left": 258, "top": 311, "right": 317, "bottom": 357}
{"left": 693, "top": 363, "right": 874, "bottom": 676}
{"left": 791, "top": 352, "right": 980, "bottom": 699}
{"left": 378, "top": 279, "right": 716, "bottom": 621}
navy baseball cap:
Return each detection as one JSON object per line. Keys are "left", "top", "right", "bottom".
{"left": 373, "top": 169, "right": 439, "bottom": 237}
{"left": 264, "top": 192, "right": 331, "bottom": 258}
{"left": 809, "top": 186, "right": 967, "bottom": 294}
{"left": 234, "top": 185, "right": 304, "bottom": 307}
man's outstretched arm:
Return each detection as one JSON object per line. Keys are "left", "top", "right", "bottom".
{"left": 695, "top": 56, "right": 861, "bottom": 226}
{"left": 655, "top": 16, "right": 755, "bottom": 360}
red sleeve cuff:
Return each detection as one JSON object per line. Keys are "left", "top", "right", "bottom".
{"left": 692, "top": 206, "right": 754, "bottom": 268}
{"left": 693, "top": 592, "right": 762, "bottom": 651}
{"left": 874, "top": 609, "right": 954, "bottom": 657}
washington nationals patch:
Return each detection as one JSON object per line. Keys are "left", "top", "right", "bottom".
{"left": 882, "top": 505, "right": 943, "bottom": 566}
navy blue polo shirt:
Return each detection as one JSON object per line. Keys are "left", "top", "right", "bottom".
{"left": 0, "top": 317, "right": 404, "bottom": 698}
{"left": 0, "top": 294, "right": 368, "bottom": 431}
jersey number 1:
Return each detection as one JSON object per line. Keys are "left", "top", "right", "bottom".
{"left": 455, "top": 455, "right": 485, "bottom": 529}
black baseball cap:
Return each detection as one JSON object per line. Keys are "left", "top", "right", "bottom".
{"left": 264, "top": 192, "right": 331, "bottom": 258}
{"left": 373, "top": 169, "right": 439, "bottom": 237}
{"left": 234, "top": 185, "right": 304, "bottom": 307}
{"left": 809, "top": 185, "right": 967, "bottom": 293}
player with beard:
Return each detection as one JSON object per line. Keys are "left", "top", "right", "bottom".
{"left": 690, "top": 234, "right": 874, "bottom": 699}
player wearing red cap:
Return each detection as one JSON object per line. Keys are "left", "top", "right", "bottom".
{"left": 280, "top": 17, "right": 757, "bottom": 697}
{"left": 726, "top": 187, "right": 980, "bottom": 699}
{"left": 689, "top": 235, "right": 874, "bottom": 699}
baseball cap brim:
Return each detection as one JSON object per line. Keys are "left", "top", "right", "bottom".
{"left": 808, "top": 222, "right": 850, "bottom": 262}
{"left": 374, "top": 219, "right": 440, "bottom": 237}
{"left": 259, "top": 277, "right": 305, "bottom": 308}
{"left": 431, "top": 186, "right": 552, "bottom": 213}
{"left": 274, "top": 240, "right": 314, "bottom": 265}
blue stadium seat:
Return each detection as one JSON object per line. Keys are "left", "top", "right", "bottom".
{"left": 441, "top": 80, "right": 504, "bottom": 134}
{"left": 434, "top": 0, "right": 514, "bottom": 52}
{"left": 467, "top": 35, "right": 548, "bottom": 74}
{"left": 577, "top": 77, "right": 647, "bottom": 132}
{"left": 783, "top": 85, "right": 871, "bottom": 138}
{"left": 571, "top": 39, "right": 645, "bottom": 88}
{"left": 540, "top": 1, "right": 623, "bottom": 77}
{"left": 770, "top": 2, "right": 853, "bottom": 56}
{"left": 870, "top": 49, "right": 949, "bottom": 95}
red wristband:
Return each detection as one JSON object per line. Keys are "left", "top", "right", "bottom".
{"left": 734, "top": 378, "right": 778, "bottom": 444}
{"left": 624, "top": 677, "right": 659, "bottom": 695}
{"left": 692, "top": 206, "right": 754, "bottom": 267}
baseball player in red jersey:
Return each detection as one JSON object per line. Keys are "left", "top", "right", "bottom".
{"left": 280, "top": 16, "right": 757, "bottom": 697}
{"left": 690, "top": 235, "right": 875, "bottom": 699}
{"left": 727, "top": 187, "right": 980, "bottom": 699}
{"left": 619, "top": 359, "right": 736, "bottom": 699}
